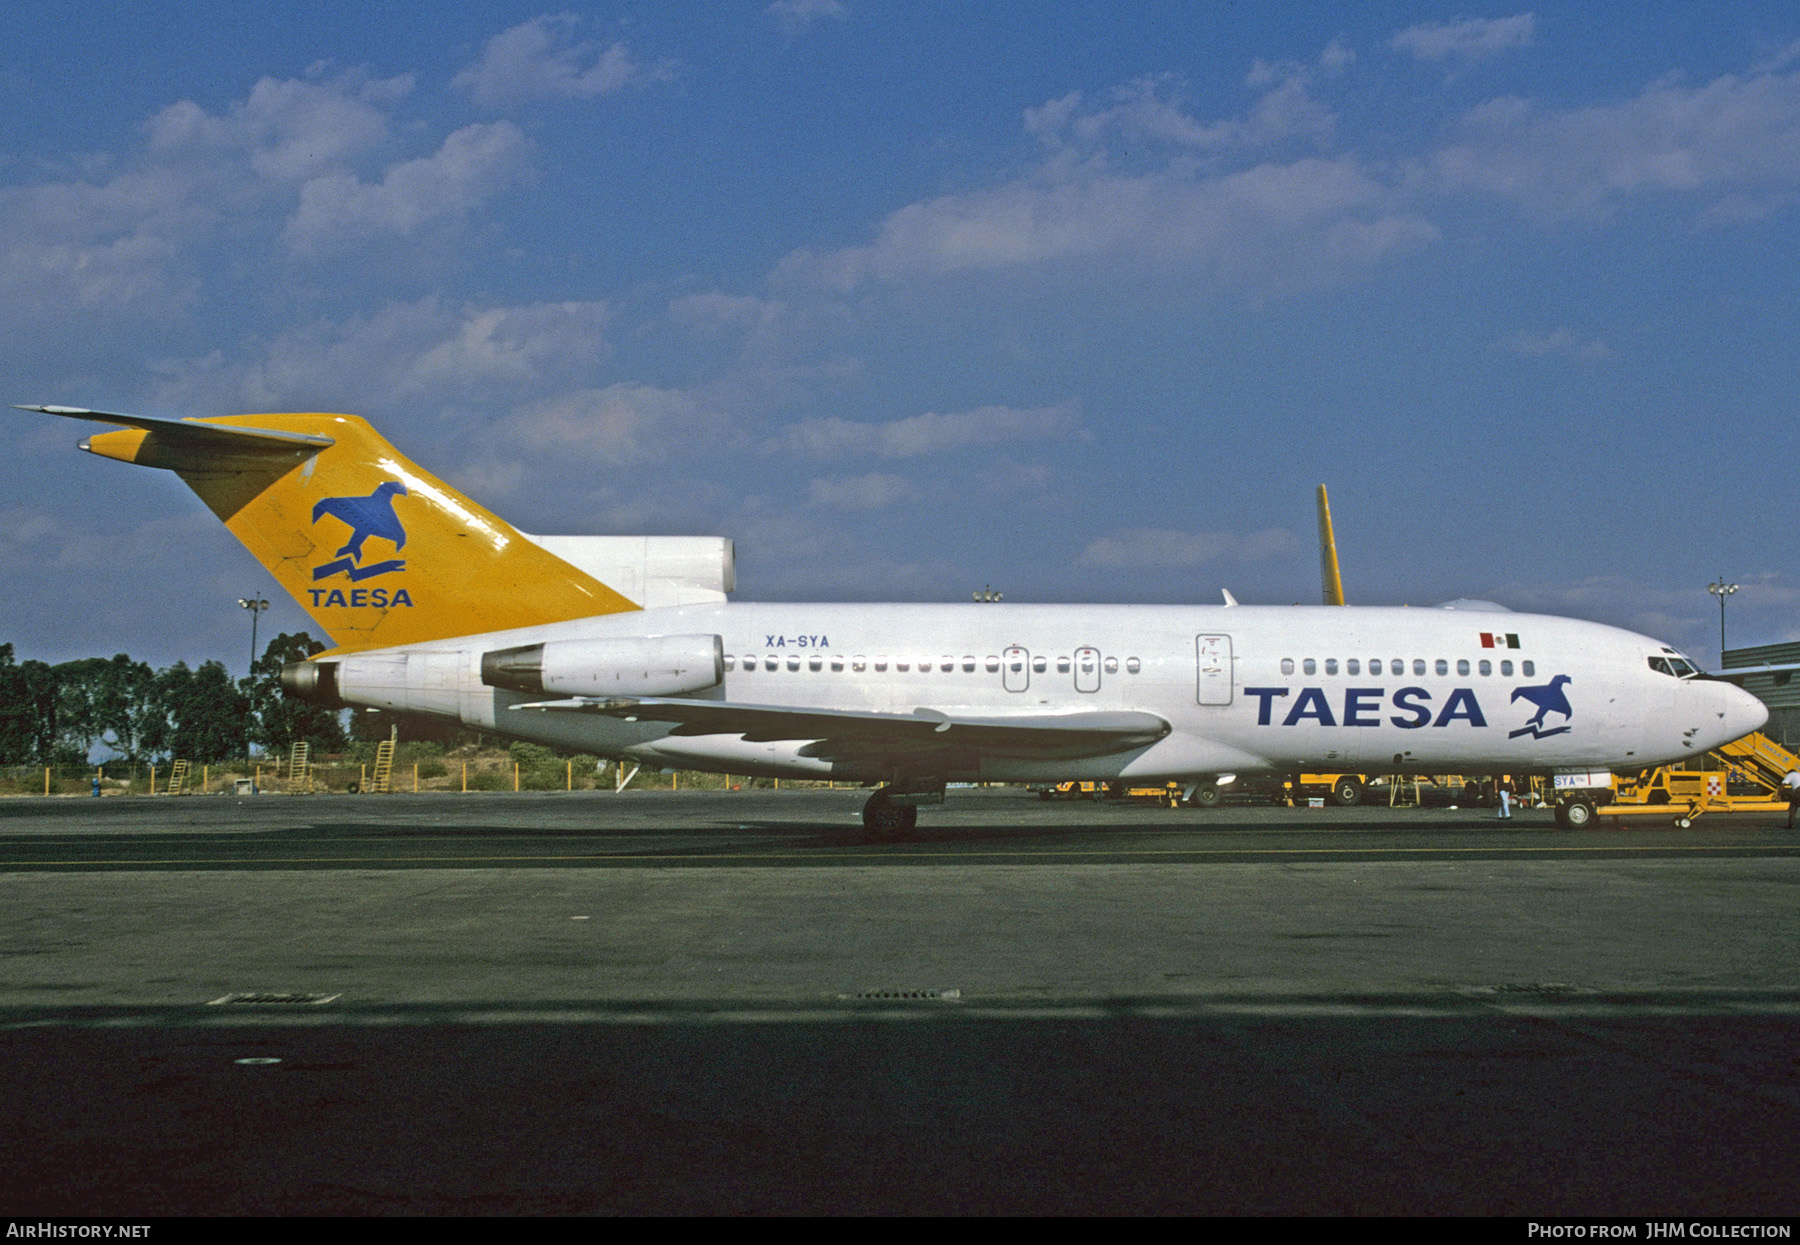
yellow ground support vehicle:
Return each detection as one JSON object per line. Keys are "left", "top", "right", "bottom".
{"left": 1589, "top": 731, "right": 1798, "bottom": 828}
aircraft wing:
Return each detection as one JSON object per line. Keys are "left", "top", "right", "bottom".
{"left": 512, "top": 697, "right": 1170, "bottom": 761}
{"left": 15, "top": 405, "right": 334, "bottom": 453}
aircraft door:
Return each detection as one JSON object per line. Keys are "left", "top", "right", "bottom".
{"left": 1196, "top": 634, "right": 1233, "bottom": 706}
{"left": 1074, "top": 646, "right": 1101, "bottom": 693}
{"left": 1003, "top": 645, "right": 1029, "bottom": 693}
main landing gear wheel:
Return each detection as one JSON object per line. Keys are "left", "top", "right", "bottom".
{"left": 862, "top": 789, "right": 917, "bottom": 837}
{"left": 1184, "top": 783, "right": 1223, "bottom": 808}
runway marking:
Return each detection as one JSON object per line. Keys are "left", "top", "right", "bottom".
{"left": 3, "top": 842, "right": 1798, "bottom": 867}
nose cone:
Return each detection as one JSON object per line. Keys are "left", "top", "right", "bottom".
{"left": 1706, "top": 680, "right": 1768, "bottom": 749}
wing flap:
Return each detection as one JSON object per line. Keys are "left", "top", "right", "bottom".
{"left": 512, "top": 697, "right": 1170, "bottom": 760}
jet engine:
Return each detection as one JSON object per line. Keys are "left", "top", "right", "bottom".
{"left": 480, "top": 634, "right": 724, "bottom": 698}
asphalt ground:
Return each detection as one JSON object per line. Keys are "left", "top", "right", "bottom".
{"left": 1, "top": 788, "right": 1797, "bottom": 1216}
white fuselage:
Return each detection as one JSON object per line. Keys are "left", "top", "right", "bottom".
{"left": 325, "top": 602, "right": 1768, "bottom": 783}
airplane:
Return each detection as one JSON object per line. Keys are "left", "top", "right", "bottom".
{"left": 14, "top": 404, "right": 1770, "bottom": 833}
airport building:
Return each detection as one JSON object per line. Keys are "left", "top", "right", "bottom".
{"left": 1723, "top": 642, "right": 1800, "bottom": 747}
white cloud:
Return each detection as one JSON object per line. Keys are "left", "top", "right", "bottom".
{"left": 1391, "top": 14, "right": 1535, "bottom": 62}
{"left": 499, "top": 383, "right": 716, "bottom": 467}
{"left": 1497, "top": 327, "right": 1612, "bottom": 360}
{"left": 767, "top": 0, "right": 847, "bottom": 36}
{"left": 150, "top": 296, "right": 613, "bottom": 413}
{"left": 454, "top": 14, "right": 666, "bottom": 106}
{"left": 146, "top": 70, "right": 410, "bottom": 182}
{"left": 1026, "top": 71, "right": 1334, "bottom": 154}
{"left": 1079, "top": 527, "right": 1297, "bottom": 569}
{"left": 771, "top": 403, "right": 1085, "bottom": 460}
{"left": 807, "top": 472, "right": 911, "bottom": 510}
{"left": 775, "top": 155, "right": 1435, "bottom": 295}
{"left": 1431, "top": 64, "right": 1800, "bottom": 219}
{"left": 282, "top": 122, "right": 529, "bottom": 256}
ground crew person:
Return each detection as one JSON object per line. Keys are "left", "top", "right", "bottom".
{"left": 1784, "top": 769, "right": 1800, "bottom": 829}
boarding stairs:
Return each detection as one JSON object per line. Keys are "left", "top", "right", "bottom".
{"left": 370, "top": 731, "right": 397, "bottom": 794}
{"left": 285, "top": 742, "right": 312, "bottom": 794}
{"left": 1715, "top": 731, "right": 1800, "bottom": 796}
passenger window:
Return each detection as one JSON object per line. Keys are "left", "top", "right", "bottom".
{"left": 831, "top": 656, "right": 843, "bottom": 672}
{"left": 723, "top": 655, "right": 736, "bottom": 671}
{"left": 1033, "top": 656, "right": 1047, "bottom": 673}
{"left": 1435, "top": 659, "right": 1448, "bottom": 676}
{"left": 1057, "top": 656, "right": 1071, "bottom": 673}
{"left": 853, "top": 656, "right": 866, "bottom": 672}
{"left": 942, "top": 656, "right": 955, "bottom": 673}
{"left": 1303, "top": 659, "right": 1316, "bottom": 676}
{"left": 1479, "top": 660, "right": 1491, "bottom": 676}
{"left": 1281, "top": 658, "right": 1295, "bottom": 675}
{"left": 919, "top": 660, "right": 932, "bottom": 673}
{"left": 1104, "top": 656, "right": 1118, "bottom": 674}
{"left": 1393, "top": 659, "right": 1404, "bottom": 676}
{"left": 1367, "top": 659, "right": 1382, "bottom": 675}
{"left": 1126, "top": 658, "right": 1140, "bottom": 674}
{"left": 962, "top": 657, "right": 975, "bottom": 672}
{"left": 1501, "top": 660, "right": 1513, "bottom": 676}
{"left": 875, "top": 657, "right": 887, "bottom": 672}
{"left": 1456, "top": 659, "right": 1470, "bottom": 676}
{"left": 1413, "top": 659, "right": 1426, "bottom": 676}
{"left": 1324, "top": 659, "right": 1338, "bottom": 676}
{"left": 1522, "top": 661, "right": 1535, "bottom": 677}
{"left": 986, "top": 656, "right": 1000, "bottom": 673}
{"left": 808, "top": 655, "right": 822, "bottom": 672}
{"left": 787, "top": 655, "right": 801, "bottom": 671}
{"left": 1346, "top": 659, "right": 1360, "bottom": 676}
{"left": 896, "top": 660, "right": 909, "bottom": 672}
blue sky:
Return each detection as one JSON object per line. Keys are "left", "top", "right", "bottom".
{"left": 4, "top": 2, "right": 1798, "bottom": 669}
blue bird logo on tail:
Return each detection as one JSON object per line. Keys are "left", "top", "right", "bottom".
{"left": 1508, "top": 674, "right": 1573, "bottom": 739}
{"left": 311, "top": 481, "right": 408, "bottom": 582}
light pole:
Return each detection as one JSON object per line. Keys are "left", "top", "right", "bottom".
{"left": 1707, "top": 577, "right": 1738, "bottom": 669}
{"left": 237, "top": 596, "right": 269, "bottom": 671}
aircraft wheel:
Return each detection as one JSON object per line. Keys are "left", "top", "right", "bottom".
{"left": 1330, "top": 778, "right": 1364, "bottom": 807}
{"left": 862, "top": 791, "right": 916, "bottom": 837}
{"left": 1186, "top": 783, "right": 1223, "bottom": 808}
{"left": 346, "top": 781, "right": 361, "bottom": 795}
{"left": 1674, "top": 817, "right": 1692, "bottom": 829}
{"left": 1559, "top": 798, "right": 1596, "bottom": 830}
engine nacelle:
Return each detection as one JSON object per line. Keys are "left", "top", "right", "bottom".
{"left": 481, "top": 634, "right": 723, "bottom": 698}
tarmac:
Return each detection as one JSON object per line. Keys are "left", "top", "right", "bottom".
{"left": 1, "top": 787, "right": 1796, "bottom": 1215}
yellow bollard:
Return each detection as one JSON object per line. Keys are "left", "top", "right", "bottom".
{"left": 566, "top": 760, "right": 572, "bottom": 791}
{"left": 414, "top": 763, "right": 419, "bottom": 793}
{"left": 203, "top": 765, "right": 208, "bottom": 794}
{"left": 462, "top": 762, "right": 468, "bottom": 793}
{"left": 149, "top": 764, "right": 156, "bottom": 796}
{"left": 514, "top": 762, "right": 520, "bottom": 792}
{"left": 45, "top": 767, "right": 50, "bottom": 796}
{"left": 361, "top": 763, "right": 367, "bottom": 791}
{"left": 672, "top": 770, "right": 677, "bottom": 790}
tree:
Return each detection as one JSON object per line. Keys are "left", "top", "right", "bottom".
{"left": 0, "top": 645, "right": 63, "bottom": 765}
{"left": 156, "top": 660, "right": 252, "bottom": 763}
{"left": 53, "top": 654, "right": 157, "bottom": 762}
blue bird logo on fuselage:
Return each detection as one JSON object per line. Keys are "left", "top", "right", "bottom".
{"left": 1508, "top": 674, "right": 1573, "bottom": 740}
{"left": 311, "top": 481, "right": 408, "bottom": 582}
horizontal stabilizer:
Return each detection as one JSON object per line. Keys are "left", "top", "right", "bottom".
{"left": 15, "top": 405, "right": 334, "bottom": 455}
{"left": 512, "top": 696, "right": 1169, "bottom": 760}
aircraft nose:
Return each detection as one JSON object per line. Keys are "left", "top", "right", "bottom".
{"left": 1709, "top": 680, "right": 1768, "bottom": 748}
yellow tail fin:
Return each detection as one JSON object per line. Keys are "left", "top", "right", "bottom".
{"left": 77, "top": 412, "right": 640, "bottom": 650}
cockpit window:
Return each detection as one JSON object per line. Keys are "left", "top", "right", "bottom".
{"left": 1649, "top": 655, "right": 1700, "bottom": 678}
{"left": 1648, "top": 656, "right": 1675, "bottom": 676}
